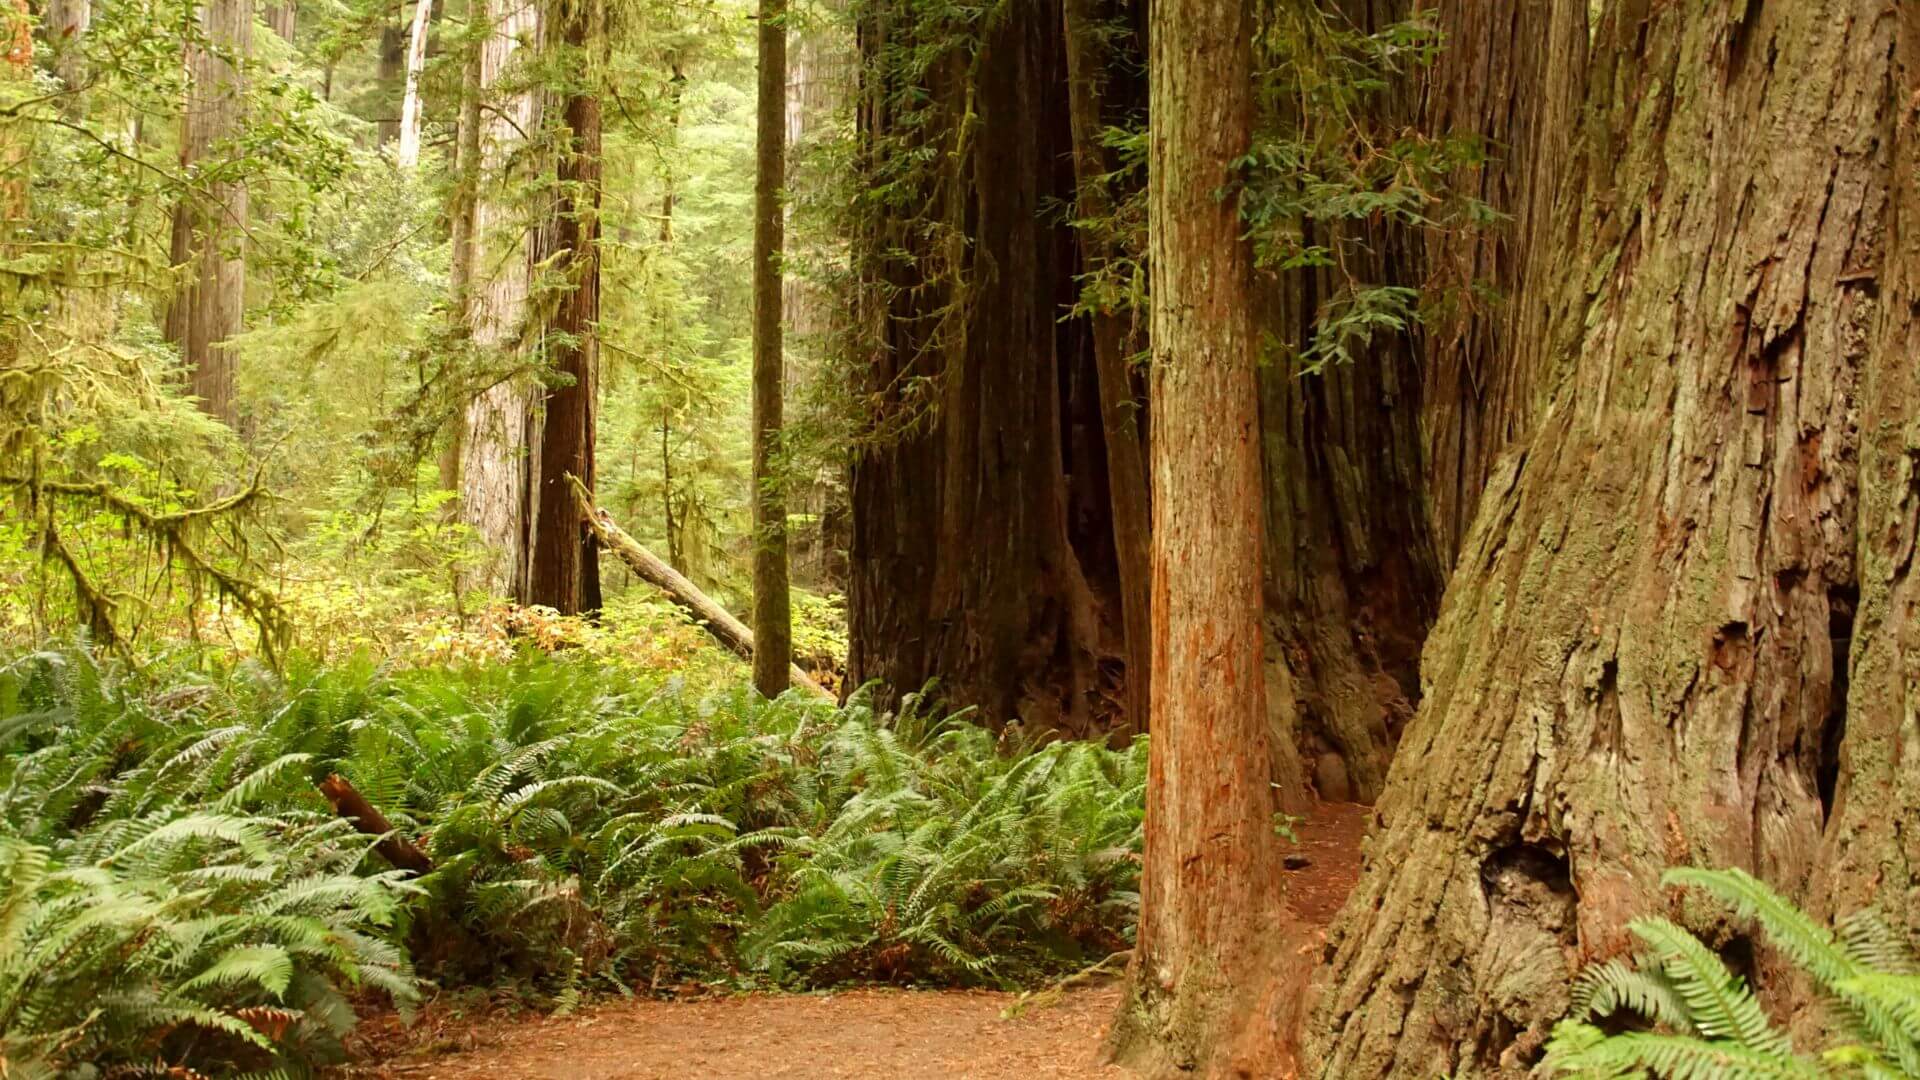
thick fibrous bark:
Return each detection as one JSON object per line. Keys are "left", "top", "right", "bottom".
{"left": 571, "top": 478, "right": 831, "bottom": 699}
{"left": 1307, "top": 2, "right": 1901, "bottom": 1075}
{"left": 527, "top": 0, "right": 601, "bottom": 616}
{"left": 1818, "top": 2, "right": 1920, "bottom": 949}
{"left": 458, "top": 0, "right": 541, "bottom": 598}
{"left": 750, "top": 0, "right": 792, "bottom": 697}
{"left": 847, "top": 5, "right": 1129, "bottom": 738}
{"left": 165, "top": 0, "right": 250, "bottom": 426}
{"left": 1108, "top": 0, "right": 1300, "bottom": 1072}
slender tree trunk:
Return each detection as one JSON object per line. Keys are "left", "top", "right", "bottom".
{"left": 750, "top": 0, "right": 791, "bottom": 696}
{"left": 1108, "top": 0, "right": 1300, "bottom": 1072}
{"left": 527, "top": 0, "right": 602, "bottom": 615}
{"left": 2, "top": 0, "right": 30, "bottom": 230}
{"left": 1061, "top": 0, "right": 1152, "bottom": 738}
{"left": 165, "top": 0, "right": 250, "bottom": 426}
{"left": 1306, "top": 3, "right": 1902, "bottom": 1074}
{"left": 394, "top": 0, "right": 432, "bottom": 168}
{"left": 458, "top": 0, "right": 541, "bottom": 599}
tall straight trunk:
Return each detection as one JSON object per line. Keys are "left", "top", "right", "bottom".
{"left": 527, "top": 0, "right": 602, "bottom": 616}
{"left": 264, "top": 2, "right": 294, "bottom": 40}
{"left": 750, "top": 0, "right": 791, "bottom": 696}
{"left": 458, "top": 0, "right": 541, "bottom": 598}
{"left": 1306, "top": 2, "right": 1903, "bottom": 1074}
{"left": 847, "top": 6, "right": 1121, "bottom": 739}
{"left": 165, "top": 0, "right": 250, "bottom": 426}
{"left": 43, "top": 0, "right": 87, "bottom": 106}
{"left": 376, "top": 21, "right": 406, "bottom": 145}
{"left": 2, "top": 0, "right": 30, "bottom": 229}
{"left": 1108, "top": 0, "right": 1298, "bottom": 1072}
{"left": 1060, "top": 0, "right": 1152, "bottom": 738}
{"left": 394, "top": 0, "right": 432, "bottom": 168}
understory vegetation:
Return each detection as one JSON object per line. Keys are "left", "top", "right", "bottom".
{"left": 0, "top": 644, "right": 1143, "bottom": 1077}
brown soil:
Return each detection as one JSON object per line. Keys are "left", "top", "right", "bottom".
{"left": 346, "top": 801, "right": 1370, "bottom": 1079}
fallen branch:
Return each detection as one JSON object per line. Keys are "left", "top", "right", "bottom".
{"left": 566, "top": 474, "right": 833, "bottom": 701}
{"left": 318, "top": 773, "right": 434, "bottom": 877}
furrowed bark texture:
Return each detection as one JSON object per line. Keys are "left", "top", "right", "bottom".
{"left": 165, "top": 0, "right": 250, "bottom": 426}
{"left": 527, "top": 0, "right": 602, "bottom": 615}
{"left": 1108, "top": 0, "right": 1299, "bottom": 1071}
{"left": 458, "top": 0, "right": 542, "bottom": 598}
{"left": 1254, "top": 0, "right": 1447, "bottom": 805}
{"left": 846, "top": 5, "right": 1130, "bottom": 736}
{"left": 751, "top": 0, "right": 792, "bottom": 697}
{"left": 1306, "top": 2, "right": 1898, "bottom": 1075}
{"left": 1417, "top": 0, "right": 1588, "bottom": 568}
{"left": 1817, "top": 2, "right": 1920, "bottom": 947}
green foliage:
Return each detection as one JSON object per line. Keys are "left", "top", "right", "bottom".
{"left": 1, "top": 644, "right": 1144, "bottom": 1074}
{"left": 1547, "top": 868, "right": 1920, "bottom": 1080}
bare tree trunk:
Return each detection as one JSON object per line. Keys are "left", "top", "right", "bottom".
{"left": 394, "top": 0, "right": 432, "bottom": 168}
{"left": 1108, "top": 0, "right": 1301, "bottom": 1072}
{"left": 750, "top": 0, "right": 792, "bottom": 696}
{"left": 2, "top": 0, "right": 30, "bottom": 230}
{"left": 527, "top": 0, "right": 601, "bottom": 615}
{"left": 43, "top": 0, "right": 88, "bottom": 107}
{"left": 264, "top": 2, "right": 294, "bottom": 41}
{"left": 165, "top": 0, "right": 250, "bottom": 426}
{"left": 1306, "top": 2, "right": 1901, "bottom": 1074}
{"left": 1061, "top": 0, "right": 1152, "bottom": 739}
{"left": 375, "top": 20, "right": 406, "bottom": 145}
{"left": 458, "top": 0, "right": 541, "bottom": 599}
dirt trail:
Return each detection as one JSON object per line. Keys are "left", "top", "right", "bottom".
{"left": 353, "top": 802, "right": 1370, "bottom": 1080}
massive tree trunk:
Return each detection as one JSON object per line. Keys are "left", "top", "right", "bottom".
{"left": 458, "top": 0, "right": 542, "bottom": 598}
{"left": 165, "top": 0, "right": 251, "bottom": 426}
{"left": 1306, "top": 2, "right": 1902, "bottom": 1074}
{"left": 750, "top": 0, "right": 792, "bottom": 696}
{"left": 1817, "top": 2, "right": 1920, "bottom": 949}
{"left": 526, "top": 0, "right": 601, "bottom": 615}
{"left": 1108, "top": 0, "right": 1302, "bottom": 1072}
{"left": 846, "top": 4, "right": 1132, "bottom": 738}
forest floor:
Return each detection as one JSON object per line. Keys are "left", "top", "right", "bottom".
{"left": 344, "top": 801, "right": 1371, "bottom": 1079}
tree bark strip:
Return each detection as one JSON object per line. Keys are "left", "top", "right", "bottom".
{"left": 318, "top": 774, "right": 433, "bottom": 876}
{"left": 750, "top": 0, "right": 793, "bottom": 697}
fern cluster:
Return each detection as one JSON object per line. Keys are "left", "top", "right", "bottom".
{"left": 1547, "top": 867, "right": 1920, "bottom": 1079}
{"left": 0, "top": 644, "right": 1146, "bottom": 1075}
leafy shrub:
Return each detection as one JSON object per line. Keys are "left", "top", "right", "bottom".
{"left": 1546, "top": 867, "right": 1920, "bottom": 1079}
{"left": 0, "top": 645, "right": 1145, "bottom": 1075}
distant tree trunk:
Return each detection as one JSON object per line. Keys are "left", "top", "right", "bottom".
{"left": 1061, "top": 0, "right": 1152, "bottom": 738}
{"left": 42, "top": 0, "right": 87, "bottom": 106}
{"left": 264, "top": 2, "right": 295, "bottom": 41}
{"left": 394, "top": 0, "right": 432, "bottom": 168}
{"left": 458, "top": 0, "right": 541, "bottom": 598}
{"left": 439, "top": 33, "right": 482, "bottom": 504}
{"left": 750, "top": 0, "right": 792, "bottom": 696}
{"left": 527, "top": 0, "right": 602, "bottom": 615}
{"left": 1108, "top": 0, "right": 1301, "bottom": 1072}
{"left": 165, "top": 0, "right": 251, "bottom": 426}
{"left": 376, "top": 20, "right": 406, "bottom": 145}
{"left": 847, "top": 6, "right": 1125, "bottom": 738}
{"left": 2, "top": 0, "right": 30, "bottom": 229}
{"left": 1306, "top": 2, "right": 1902, "bottom": 1074}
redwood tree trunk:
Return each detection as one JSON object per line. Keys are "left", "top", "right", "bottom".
{"left": 1108, "top": 0, "right": 1299, "bottom": 1071}
{"left": 847, "top": 4, "right": 1128, "bottom": 738}
{"left": 750, "top": 0, "right": 792, "bottom": 696}
{"left": 458, "top": 0, "right": 541, "bottom": 598}
{"left": 165, "top": 0, "right": 250, "bottom": 426}
{"left": 1306, "top": 2, "right": 1902, "bottom": 1074}
{"left": 526, "top": 0, "right": 601, "bottom": 615}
